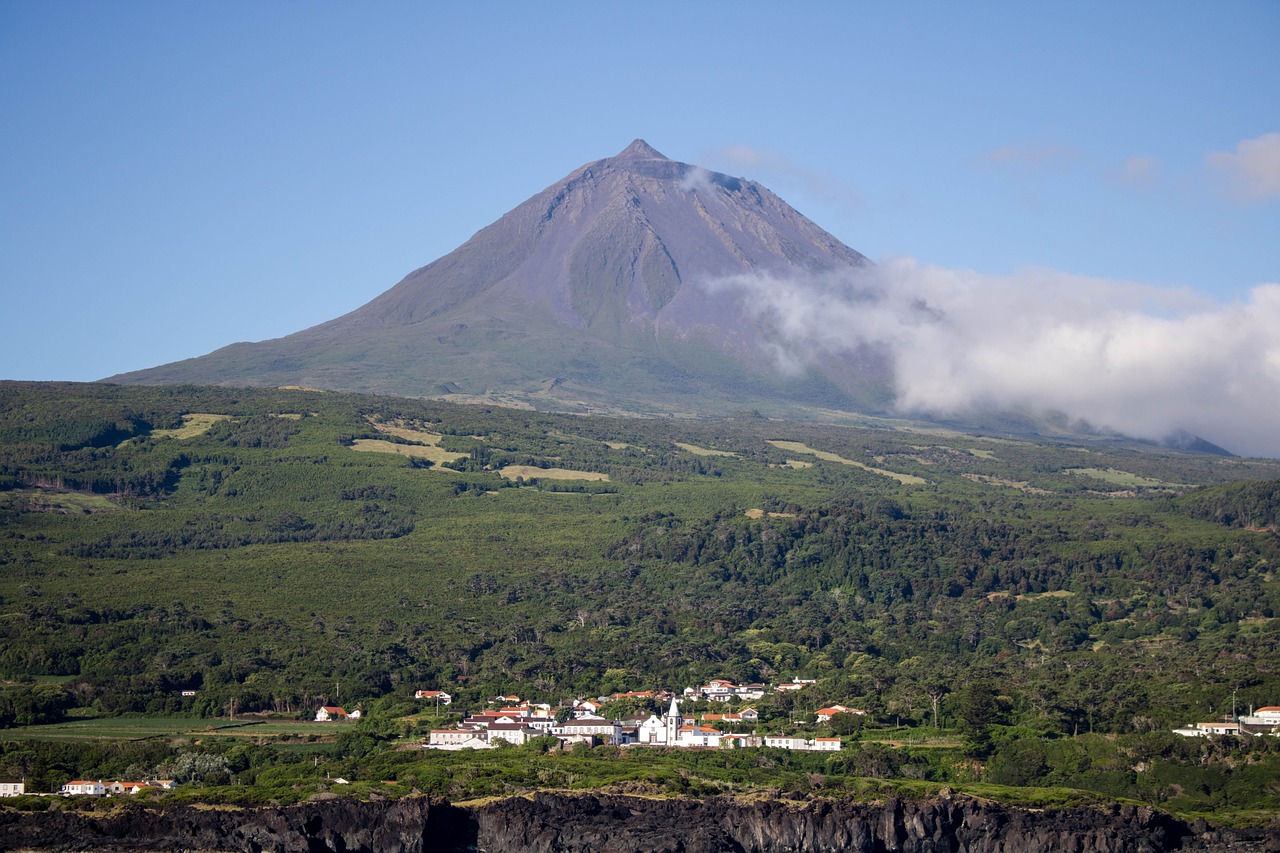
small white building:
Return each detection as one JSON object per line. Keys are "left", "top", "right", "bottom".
{"left": 0, "top": 779, "right": 25, "bottom": 797}
{"left": 703, "top": 706, "right": 759, "bottom": 725}
{"left": 814, "top": 705, "right": 865, "bottom": 722}
{"left": 314, "top": 706, "right": 349, "bottom": 722}
{"left": 676, "top": 723, "right": 724, "bottom": 748}
{"left": 764, "top": 735, "right": 808, "bottom": 750}
{"left": 807, "top": 737, "right": 842, "bottom": 752}
{"left": 415, "top": 690, "right": 453, "bottom": 704}
{"left": 426, "top": 729, "right": 492, "bottom": 751}
{"left": 1173, "top": 722, "right": 1241, "bottom": 737}
{"left": 1240, "top": 706, "right": 1280, "bottom": 729}
{"left": 106, "top": 781, "right": 150, "bottom": 795}
{"left": 428, "top": 728, "right": 484, "bottom": 747}
{"left": 61, "top": 780, "right": 105, "bottom": 797}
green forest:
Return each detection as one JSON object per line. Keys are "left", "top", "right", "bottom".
{"left": 1, "top": 380, "right": 1278, "bottom": 823}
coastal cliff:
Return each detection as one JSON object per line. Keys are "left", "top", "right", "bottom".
{"left": 2, "top": 793, "right": 1276, "bottom": 853}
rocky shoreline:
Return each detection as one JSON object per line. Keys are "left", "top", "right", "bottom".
{"left": 2, "top": 792, "right": 1277, "bottom": 852}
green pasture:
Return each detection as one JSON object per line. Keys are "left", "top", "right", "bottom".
{"left": 3, "top": 716, "right": 352, "bottom": 742}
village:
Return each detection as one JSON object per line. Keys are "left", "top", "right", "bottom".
{"left": 7, "top": 682, "right": 1275, "bottom": 801}
{"left": 314, "top": 678, "right": 860, "bottom": 753}
{"left": 316, "top": 678, "right": 1280, "bottom": 753}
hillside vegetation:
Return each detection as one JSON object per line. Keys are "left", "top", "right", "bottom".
{"left": 2, "top": 381, "right": 1279, "bottom": 818}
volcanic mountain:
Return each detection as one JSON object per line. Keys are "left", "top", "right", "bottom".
{"left": 108, "top": 140, "right": 889, "bottom": 415}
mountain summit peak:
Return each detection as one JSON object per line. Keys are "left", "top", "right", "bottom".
{"left": 615, "top": 139, "right": 668, "bottom": 160}
{"left": 109, "top": 140, "right": 879, "bottom": 414}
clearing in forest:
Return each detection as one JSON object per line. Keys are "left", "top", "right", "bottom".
{"left": 498, "top": 465, "right": 610, "bottom": 482}
{"left": 674, "top": 442, "right": 738, "bottom": 457}
{"left": 352, "top": 419, "right": 471, "bottom": 465}
{"left": 147, "top": 413, "right": 231, "bottom": 440}
{"left": 0, "top": 488, "right": 123, "bottom": 514}
{"left": 767, "top": 440, "right": 926, "bottom": 485}
{"left": 1064, "top": 468, "right": 1172, "bottom": 489}
{"left": 349, "top": 439, "right": 459, "bottom": 462}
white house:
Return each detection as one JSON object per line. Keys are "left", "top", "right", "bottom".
{"left": 0, "top": 779, "right": 25, "bottom": 797}
{"left": 487, "top": 722, "right": 542, "bottom": 746}
{"left": 314, "top": 706, "right": 349, "bottom": 722}
{"left": 428, "top": 728, "right": 483, "bottom": 747}
{"left": 700, "top": 679, "right": 738, "bottom": 702}
{"left": 1173, "top": 722, "right": 1240, "bottom": 737}
{"left": 1240, "top": 706, "right": 1280, "bottom": 728}
{"left": 807, "top": 737, "right": 842, "bottom": 752}
{"left": 415, "top": 690, "right": 452, "bottom": 705}
{"left": 764, "top": 735, "right": 807, "bottom": 750}
{"left": 426, "top": 729, "right": 492, "bottom": 751}
{"left": 61, "top": 780, "right": 105, "bottom": 796}
{"left": 676, "top": 723, "right": 724, "bottom": 748}
{"left": 106, "top": 781, "right": 152, "bottom": 795}
{"left": 557, "top": 715, "right": 621, "bottom": 743}
{"left": 814, "top": 705, "right": 866, "bottom": 722}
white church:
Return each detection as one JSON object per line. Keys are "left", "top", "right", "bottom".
{"left": 635, "top": 697, "right": 725, "bottom": 748}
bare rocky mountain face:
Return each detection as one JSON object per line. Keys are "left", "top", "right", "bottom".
{"left": 108, "top": 140, "right": 889, "bottom": 416}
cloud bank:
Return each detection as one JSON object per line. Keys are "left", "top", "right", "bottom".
{"left": 702, "top": 261, "right": 1280, "bottom": 457}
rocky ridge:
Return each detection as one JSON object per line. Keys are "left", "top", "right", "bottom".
{"left": 2, "top": 792, "right": 1277, "bottom": 853}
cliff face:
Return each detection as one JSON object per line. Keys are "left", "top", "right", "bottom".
{"left": 1, "top": 793, "right": 1276, "bottom": 853}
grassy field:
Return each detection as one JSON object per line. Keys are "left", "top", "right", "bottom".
{"left": 743, "top": 509, "right": 796, "bottom": 519}
{"left": 1064, "top": 467, "right": 1174, "bottom": 488}
{"left": 674, "top": 442, "right": 738, "bottom": 457}
{"left": 147, "top": 413, "right": 231, "bottom": 440}
{"left": 348, "top": 438, "right": 467, "bottom": 465}
{"left": 3, "top": 715, "right": 354, "bottom": 742}
{"left": 498, "top": 465, "right": 610, "bottom": 481}
{"left": 767, "top": 439, "right": 928, "bottom": 485}
{"left": 0, "top": 487, "right": 124, "bottom": 514}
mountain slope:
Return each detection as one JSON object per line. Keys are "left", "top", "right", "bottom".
{"left": 107, "top": 141, "right": 886, "bottom": 414}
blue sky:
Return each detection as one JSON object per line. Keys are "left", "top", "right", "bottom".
{"left": 2, "top": 2, "right": 1278, "bottom": 449}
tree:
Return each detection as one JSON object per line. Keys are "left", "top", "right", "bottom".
{"left": 955, "top": 679, "right": 1001, "bottom": 757}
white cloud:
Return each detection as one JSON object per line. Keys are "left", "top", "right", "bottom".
{"left": 1207, "top": 132, "right": 1280, "bottom": 202}
{"left": 701, "top": 261, "right": 1280, "bottom": 457}
{"left": 679, "top": 166, "right": 715, "bottom": 194}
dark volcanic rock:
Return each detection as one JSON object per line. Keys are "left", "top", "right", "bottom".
{"left": 3, "top": 793, "right": 1277, "bottom": 853}
{"left": 0, "top": 797, "right": 471, "bottom": 853}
